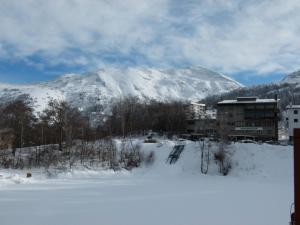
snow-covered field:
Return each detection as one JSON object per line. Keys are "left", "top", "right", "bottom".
{"left": 0, "top": 140, "right": 293, "bottom": 225}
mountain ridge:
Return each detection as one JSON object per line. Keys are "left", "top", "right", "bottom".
{"left": 0, "top": 66, "right": 243, "bottom": 111}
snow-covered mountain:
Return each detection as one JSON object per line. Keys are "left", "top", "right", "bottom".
{"left": 281, "top": 69, "right": 300, "bottom": 85}
{"left": 0, "top": 66, "right": 243, "bottom": 111}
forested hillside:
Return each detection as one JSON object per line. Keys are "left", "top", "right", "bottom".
{"left": 203, "top": 83, "right": 300, "bottom": 110}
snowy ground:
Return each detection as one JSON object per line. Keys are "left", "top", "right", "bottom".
{"left": 0, "top": 140, "right": 294, "bottom": 225}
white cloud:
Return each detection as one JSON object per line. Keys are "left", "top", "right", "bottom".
{"left": 0, "top": 0, "right": 299, "bottom": 75}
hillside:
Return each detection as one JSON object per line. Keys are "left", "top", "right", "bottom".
{"left": 203, "top": 70, "right": 300, "bottom": 109}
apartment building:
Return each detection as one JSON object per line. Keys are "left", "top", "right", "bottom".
{"left": 217, "top": 97, "right": 279, "bottom": 141}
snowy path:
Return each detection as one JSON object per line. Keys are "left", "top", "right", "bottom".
{"left": 0, "top": 170, "right": 292, "bottom": 225}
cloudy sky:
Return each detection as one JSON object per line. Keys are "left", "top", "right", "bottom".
{"left": 0, "top": 0, "right": 299, "bottom": 85}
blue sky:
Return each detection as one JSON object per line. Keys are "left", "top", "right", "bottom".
{"left": 0, "top": 0, "right": 299, "bottom": 86}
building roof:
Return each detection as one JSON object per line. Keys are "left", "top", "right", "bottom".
{"left": 190, "top": 101, "right": 205, "bottom": 106}
{"left": 286, "top": 105, "right": 300, "bottom": 109}
{"left": 218, "top": 98, "right": 279, "bottom": 105}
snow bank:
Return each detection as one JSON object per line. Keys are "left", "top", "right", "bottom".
{"left": 230, "top": 143, "right": 293, "bottom": 181}
{"left": 0, "top": 140, "right": 293, "bottom": 185}
{"left": 132, "top": 139, "right": 293, "bottom": 181}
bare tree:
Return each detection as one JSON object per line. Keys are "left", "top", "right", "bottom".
{"left": 200, "top": 139, "right": 210, "bottom": 174}
{"left": 41, "top": 100, "right": 87, "bottom": 151}
{"left": 106, "top": 98, "right": 187, "bottom": 137}
{"left": 214, "top": 140, "right": 232, "bottom": 176}
{"left": 0, "top": 99, "right": 36, "bottom": 150}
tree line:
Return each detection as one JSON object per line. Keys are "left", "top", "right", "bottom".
{"left": 105, "top": 96, "right": 187, "bottom": 137}
{"left": 202, "top": 83, "right": 300, "bottom": 110}
{"left": 0, "top": 97, "right": 89, "bottom": 151}
{"left": 0, "top": 96, "right": 187, "bottom": 150}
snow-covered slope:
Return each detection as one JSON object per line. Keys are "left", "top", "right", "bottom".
{"left": 0, "top": 66, "right": 243, "bottom": 110}
{"left": 0, "top": 83, "right": 64, "bottom": 111}
{"left": 281, "top": 69, "right": 300, "bottom": 85}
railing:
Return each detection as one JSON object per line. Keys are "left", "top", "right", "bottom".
{"left": 293, "top": 129, "right": 300, "bottom": 225}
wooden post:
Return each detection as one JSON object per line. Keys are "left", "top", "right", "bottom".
{"left": 294, "top": 129, "right": 300, "bottom": 225}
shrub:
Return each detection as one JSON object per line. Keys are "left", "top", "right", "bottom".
{"left": 214, "top": 142, "right": 232, "bottom": 176}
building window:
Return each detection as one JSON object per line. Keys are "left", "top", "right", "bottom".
{"left": 295, "top": 119, "right": 299, "bottom": 123}
{"left": 187, "top": 121, "right": 195, "bottom": 125}
{"left": 294, "top": 110, "right": 298, "bottom": 115}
